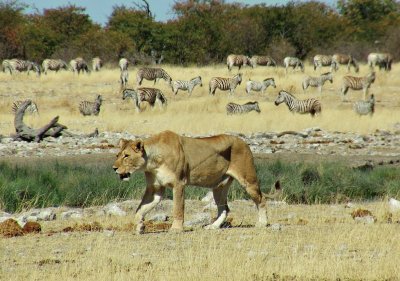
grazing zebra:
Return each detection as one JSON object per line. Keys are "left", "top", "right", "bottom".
{"left": 245, "top": 78, "right": 276, "bottom": 94}
{"left": 120, "top": 70, "right": 129, "bottom": 89}
{"left": 92, "top": 57, "right": 102, "bottom": 71}
{"left": 332, "top": 54, "right": 359, "bottom": 73}
{"left": 341, "top": 72, "right": 376, "bottom": 101}
{"left": 226, "top": 54, "right": 252, "bottom": 71}
{"left": 367, "top": 53, "right": 393, "bottom": 71}
{"left": 302, "top": 72, "right": 333, "bottom": 93}
{"left": 42, "top": 59, "right": 69, "bottom": 74}
{"left": 283, "top": 57, "right": 304, "bottom": 74}
{"left": 250, "top": 55, "right": 277, "bottom": 68}
{"left": 122, "top": 88, "right": 167, "bottom": 112}
{"left": 171, "top": 76, "right": 202, "bottom": 95}
{"left": 226, "top": 101, "right": 260, "bottom": 115}
{"left": 353, "top": 94, "right": 375, "bottom": 116}
{"left": 274, "top": 90, "right": 321, "bottom": 117}
{"left": 1, "top": 59, "right": 41, "bottom": 76}
{"left": 209, "top": 73, "right": 242, "bottom": 96}
{"left": 70, "top": 57, "right": 90, "bottom": 74}
{"left": 119, "top": 58, "right": 129, "bottom": 71}
{"left": 79, "top": 95, "right": 103, "bottom": 116}
{"left": 313, "top": 55, "right": 337, "bottom": 72}
{"left": 11, "top": 99, "right": 39, "bottom": 115}
{"left": 136, "top": 67, "right": 172, "bottom": 87}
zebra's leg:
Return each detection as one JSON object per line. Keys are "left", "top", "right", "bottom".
{"left": 341, "top": 86, "right": 349, "bottom": 102}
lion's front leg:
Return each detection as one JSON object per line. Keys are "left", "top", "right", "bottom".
{"left": 171, "top": 183, "right": 185, "bottom": 232}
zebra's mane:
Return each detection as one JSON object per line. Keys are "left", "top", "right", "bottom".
{"left": 243, "top": 101, "right": 258, "bottom": 105}
{"left": 280, "top": 90, "right": 296, "bottom": 98}
{"left": 263, "top": 77, "right": 274, "bottom": 81}
{"left": 321, "top": 72, "right": 331, "bottom": 76}
{"left": 190, "top": 76, "right": 201, "bottom": 80}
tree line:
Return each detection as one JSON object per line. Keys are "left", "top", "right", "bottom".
{"left": 1, "top": 0, "right": 399, "bottom": 66}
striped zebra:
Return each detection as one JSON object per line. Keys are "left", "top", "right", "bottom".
{"left": 119, "top": 58, "right": 129, "bottom": 71}
{"left": 70, "top": 57, "right": 90, "bottom": 74}
{"left": 92, "top": 57, "right": 102, "bottom": 71}
{"left": 283, "top": 57, "right": 304, "bottom": 74}
{"left": 250, "top": 55, "right": 277, "bottom": 68}
{"left": 122, "top": 87, "right": 167, "bottom": 112}
{"left": 11, "top": 99, "right": 39, "bottom": 115}
{"left": 353, "top": 94, "right": 375, "bottom": 116}
{"left": 341, "top": 72, "right": 376, "bottom": 101}
{"left": 274, "top": 90, "right": 321, "bottom": 117}
{"left": 171, "top": 76, "right": 202, "bottom": 95}
{"left": 1, "top": 59, "right": 41, "bottom": 76}
{"left": 136, "top": 67, "right": 172, "bottom": 87}
{"left": 79, "top": 95, "right": 103, "bottom": 116}
{"left": 313, "top": 55, "right": 337, "bottom": 72}
{"left": 302, "top": 72, "right": 333, "bottom": 93}
{"left": 120, "top": 70, "right": 129, "bottom": 89}
{"left": 367, "top": 53, "right": 393, "bottom": 71}
{"left": 209, "top": 73, "right": 242, "bottom": 96}
{"left": 42, "top": 59, "right": 69, "bottom": 74}
{"left": 226, "top": 101, "right": 260, "bottom": 115}
{"left": 245, "top": 78, "right": 276, "bottom": 94}
{"left": 332, "top": 54, "right": 359, "bottom": 73}
{"left": 226, "top": 54, "right": 252, "bottom": 71}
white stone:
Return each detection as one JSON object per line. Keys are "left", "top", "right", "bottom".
{"left": 389, "top": 198, "right": 400, "bottom": 212}
{"left": 105, "top": 204, "right": 127, "bottom": 217}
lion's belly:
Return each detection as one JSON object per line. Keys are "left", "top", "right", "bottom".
{"left": 188, "top": 155, "right": 230, "bottom": 187}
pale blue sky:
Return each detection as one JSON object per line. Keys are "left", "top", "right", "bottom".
{"left": 23, "top": 0, "right": 337, "bottom": 25}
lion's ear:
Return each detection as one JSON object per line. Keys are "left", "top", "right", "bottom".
{"left": 132, "top": 140, "right": 144, "bottom": 152}
{"left": 118, "top": 138, "right": 129, "bottom": 149}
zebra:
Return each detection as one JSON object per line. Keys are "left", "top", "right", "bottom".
{"left": 226, "top": 54, "right": 252, "bottom": 71}
{"left": 245, "top": 78, "right": 276, "bottom": 94}
{"left": 341, "top": 72, "right": 376, "bottom": 101}
{"left": 92, "top": 57, "right": 102, "bottom": 71}
{"left": 42, "top": 59, "right": 69, "bottom": 74}
{"left": 209, "top": 73, "right": 242, "bottom": 96}
{"left": 1, "top": 59, "right": 41, "bottom": 76}
{"left": 302, "top": 72, "right": 333, "bottom": 93}
{"left": 353, "top": 94, "right": 375, "bottom": 116}
{"left": 332, "top": 54, "right": 359, "bottom": 73}
{"left": 136, "top": 67, "right": 172, "bottom": 87}
{"left": 70, "top": 57, "right": 90, "bottom": 74}
{"left": 367, "top": 53, "right": 393, "bottom": 71}
{"left": 11, "top": 99, "right": 39, "bottom": 115}
{"left": 119, "top": 58, "right": 129, "bottom": 71}
{"left": 274, "top": 90, "right": 322, "bottom": 117}
{"left": 122, "top": 88, "right": 167, "bottom": 112}
{"left": 79, "top": 95, "right": 103, "bottom": 116}
{"left": 283, "top": 57, "right": 304, "bottom": 74}
{"left": 250, "top": 55, "right": 277, "bottom": 68}
{"left": 171, "top": 76, "right": 202, "bottom": 95}
{"left": 313, "top": 55, "right": 337, "bottom": 72}
{"left": 120, "top": 70, "right": 129, "bottom": 89}
{"left": 226, "top": 101, "right": 261, "bottom": 115}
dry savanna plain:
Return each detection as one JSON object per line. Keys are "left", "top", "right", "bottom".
{"left": 1, "top": 63, "right": 400, "bottom": 280}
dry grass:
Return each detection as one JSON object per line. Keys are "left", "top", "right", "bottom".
{"left": 1, "top": 63, "right": 399, "bottom": 136}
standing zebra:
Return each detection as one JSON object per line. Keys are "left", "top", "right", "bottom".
{"left": 283, "top": 57, "right": 304, "bottom": 74}
{"left": 226, "top": 101, "right": 261, "bottom": 115}
{"left": 1, "top": 59, "right": 41, "bottom": 76}
{"left": 70, "top": 57, "right": 90, "bottom": 74}
{"left": 367, "top": 53, "right": 393, "bottom": 71}
{"left": 332, "top": 54, "right": 359, "bottom": 73}
{"left": 79, "top": 95, "right": 103, "bottom": 116}
{"left": 42, "top": 59, "right": 69, "bottom": 74}
{"left": 340, "top": 72, "right": 376, "bottom": 101}
{"left": 11, "top": 99, "right": 39, "bottom": 115}
{"left": 92, "top": 57, "right": 102, "bottom": 71}
{"left": 122, "top": 87, "right": 167, "bottom": 112}
{"left": 226, "top": 54, "right": 253, "bottom": 71}
{"left": 250, "top": 55, "right": 277, "bottom": 68}
{"left": 353, "top": 94, "right": 375, "bottom": 116}
{"left": 302, "top": 72, "right": 333, "bottom": 93}
{"left": 171, "top": 76, "right": 202, "bottom": 95}
{"left": 245, "top": 78, "right": 276, "bottom": 94}
{"left": 313, "top": 55, "right": 337, "bottom": 72}
{"left": 120, "top": 70, "right": 129, "bottom": 90}
{"left": 119, "top": 58, "right": 129, "bottom": 71}
{"left": 209, "top": 73, "right": 242, "bottom": 96}
{"left": 274, "top": 90, "right": 321, "bottom": 117}
{"left": 136, "top": 67, "right": 172, "bottom": 87}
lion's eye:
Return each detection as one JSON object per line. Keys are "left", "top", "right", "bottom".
{"left": 123, "top": 154, "right": 129, "bottom": 159}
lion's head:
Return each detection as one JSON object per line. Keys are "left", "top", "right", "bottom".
{"left": 113, "top": 139, "right": 146, "bottom": 181}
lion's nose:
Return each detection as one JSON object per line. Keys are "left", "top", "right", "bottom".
{"left": 113, "top": 167, "right": 118, "bottom": 171}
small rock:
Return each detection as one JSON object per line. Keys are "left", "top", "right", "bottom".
{"left": 149, "top": 213, "right": 168, "bottom": 222}
{"left": 184, "top": 213, "right": 212, "bottom": 227}
{"left": 270, "top": 223, "right": 282, "bottom": 231}
{"left": 354, "top": 215, "right": 376, "bottom": 224}
{"left": 103, "top": 230, "right": 115, "bottom": 237}
{"left": 389, "top": 198, "right": 400, "bottom": 212}
{"left": 105, "top": 204, "right": 127, "bottom": 217}
{"left": 61, "top": 210, "right": 83, "bottom": 220}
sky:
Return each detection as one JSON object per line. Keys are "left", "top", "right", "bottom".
{"left": 23, "top": 0, "right": 337, "bottom": 26}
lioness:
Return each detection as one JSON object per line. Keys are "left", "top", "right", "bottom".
{"left": 113, "top": 130, "right": 268, "bottom": 234}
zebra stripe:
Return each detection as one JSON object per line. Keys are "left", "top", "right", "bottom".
{"left": 70, "top": 57, "right": 90, "bottom": 74}
{"left": 136, "top": 67, "right": 172, "bottom": 87}
{"left": 11, "top": 99, "right": 39, "bottom": 115}
{"left": 367, "top": 53, "right": 393, "bottom": 71}
{"left": 1, "top": 59, "right": 41, "bottom": 76}
{"left": 226, "top": 54, "right": 252, "bottom": 71}
{"left": 283, "top": 57, "right": 304, "bottom": 74}
{"left": 226, "top": 101, "right": 260, "bottom": 115}
{"left": 341, "top": 72, "right": 376, "bottom": 101}
{"left": 332, "top": 54, "right": 359, "bottom": 73}
{"left": 92, "top": 57, "right": 102, "bottom": 71}
{"left": 274, "top": 90, "right": 321, "bottom": 117}
{"left": 353, "top": 94, "right": 375, "bottom": 116}
{"left": 302, "top": 72, "right": 333, "bottom": 93}
{"left": 122, "top": 88, "right": 167, "bottom": 112}
{"left": 79, "top": 95, "right": 103, "bottom": 116}
{"left": 119, "top": 58, "right": 129, "bottom": 71}
{"left": 250, "top": 55, "right": 276, "bottom": 68}
{"left": 42, "top": 59, "right": 69, "bottom": 74}
{"left": 245, "top": 78, "right": 276, "bottom": 94}
{"left": 209, "top": 73, "right": 242, "bottom": 96}
{"left": 313, "top": 55, "right": 337, "bottom": 72}
{"left": 171, "top": 76, "right": 202, "bottom": 95}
